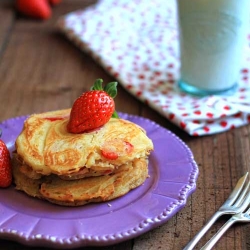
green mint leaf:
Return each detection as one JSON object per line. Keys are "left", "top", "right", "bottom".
{"left": 91, "top": 79, "right": 103, "bottom": 90}
{"left": 112, "top": 110, "right": 119, "bottom": 118}
{"left": 104, "top": 81, "right": 118, "bottom": 98}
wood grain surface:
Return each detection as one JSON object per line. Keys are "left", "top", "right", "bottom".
{"left": 0, "top": 1, "right": 249, "bottom": 249}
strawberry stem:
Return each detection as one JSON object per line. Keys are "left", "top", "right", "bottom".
{"left": 104, "top": 81, "right": 117, "bottom": 98}
{"left": 91, "top": 79, "right": 119, "bottom": 118}
{"left": 91, "top": 79, "right": 118, "bottom": 98}
{"left": 91, "top": 79, "right": 103, "bottom": 90}
{"left": 112, "top": 110, "right": 119, "bottom": 118}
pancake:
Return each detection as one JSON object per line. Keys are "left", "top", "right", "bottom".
{"left": 15, "top": 109, "right": 153, "bottom": 180}
{"left": 12, "top": 154, "right": 149, "bottom": 206}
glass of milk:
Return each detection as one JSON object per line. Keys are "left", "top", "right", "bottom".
{"left": 177, "top": 0, "right": 250, "bottom": 96}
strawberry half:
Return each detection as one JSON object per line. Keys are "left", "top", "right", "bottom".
{"left": 67, "top": 79, "right": 118, "bottom": 134}
{"left": 0, "top": 137, "right": 12, "bottom": 188}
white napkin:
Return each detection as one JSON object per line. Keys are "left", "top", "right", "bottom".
{"left": 57, "top": 0, "right": 250, "bottom": 136}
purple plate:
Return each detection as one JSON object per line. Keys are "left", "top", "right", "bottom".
{"left": 0, "top": 113, "right": 198, "bottom": 248}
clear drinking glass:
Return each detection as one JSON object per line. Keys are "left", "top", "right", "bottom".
{"left": 177, "top": 0, "right": 250, "bottom": 96}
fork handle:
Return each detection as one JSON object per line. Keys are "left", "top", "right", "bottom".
{"left": 200, "top": 217, "right": 236, "bottom": 250}
{"left": 183, "top": 211, "right": 223, "bottom": 250}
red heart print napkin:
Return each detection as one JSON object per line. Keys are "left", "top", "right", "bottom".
{"left": 57, "top": 0, "right": 250, "bottom": 136}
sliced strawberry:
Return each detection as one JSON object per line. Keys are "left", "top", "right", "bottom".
{"left": 123, "top": 141, "right": 134, "bottom": 154}
{"left": 101, "top": 139, "right": 134, "bottom": 160}
{"left": 44, "top": 116, "right": 68, "bottom": 121}
{"left": 44, "top": 117, "right": 64, "bottom": 121}
{"left": 101, "top": 151, "right": 118, "bottom": 160}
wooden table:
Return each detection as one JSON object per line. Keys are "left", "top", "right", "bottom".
{"left": 0, "top": 1, "right": 249, "bottom": 249}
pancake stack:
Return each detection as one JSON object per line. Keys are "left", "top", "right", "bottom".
{"left": 12, "top": 109, "right": 153, "bottom": 206}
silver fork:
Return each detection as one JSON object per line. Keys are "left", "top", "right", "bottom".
{"left": 201, "top": 205, "right": 250, "bottom": 250}
{"left": 183, "top": 172, "right": 250, "bottom": 250}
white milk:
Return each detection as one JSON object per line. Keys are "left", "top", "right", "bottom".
{"left": 177, "top": 0, "right": 250, "bottom": 95}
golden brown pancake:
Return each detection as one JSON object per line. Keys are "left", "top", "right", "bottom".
{"left": 12, "top": 154, "right": 149, "bottom": 206}
{"left": 13, "top": 109, "right": 153, "bottom": 206}
{"left": 15, "top": 109, "right": 153, "bottom": 179}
